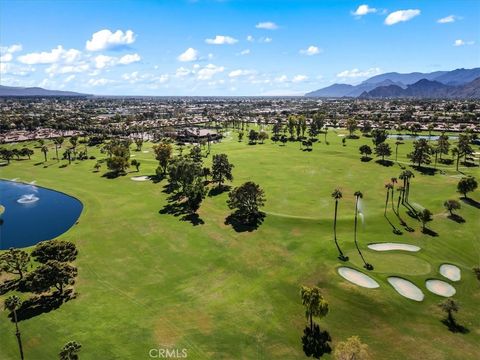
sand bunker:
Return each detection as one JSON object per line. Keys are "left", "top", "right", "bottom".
{"left": 131, "top": 176, "right": 150, "bottom": 182}
{"left": 142, "top": 150, "right": 149, "bottom": 153}
{"left": 338, "top": 267, "right": 379, "bottom": 289}
{"left": 387, "top": 277, "right": 424, "bottom": 301}
{"left": 368, "top": 243, "right": 420, "bottom": 252}
{"left": 439, "top": 264, "right": 461, "bottom": 282}
{"left": 426, "top": 279, "right": 456, "bottom": 297}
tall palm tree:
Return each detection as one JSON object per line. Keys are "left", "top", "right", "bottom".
{"left": 41, "top": 145, "right": 49, "bottom": 162}
{"left": 384, "top": 183, "right": 393, "bottom": 215}
{"left": 353, "top": 191, "right": 373, "bottom": 270}
{"left": 390, "top": 178, "right": 397, "bottom": 213}
{"left": 4, "top": 295, "right": 24, "bottom": 360}
{"left": 395, "top": 141, "right": 403, "bottom": 162}
{"left": 331, "top": 189, "right": 348, "bottom": 261}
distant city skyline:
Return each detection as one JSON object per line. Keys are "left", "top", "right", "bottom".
{"left": 0, "top": 0, "right": 479, "bottom": 95}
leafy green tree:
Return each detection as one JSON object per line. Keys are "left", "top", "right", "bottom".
{"left": 59, "top": 341, "right": 82, "bottom": 360}
{"left": 227, "top": 182, "right": 265, "bottom": 224}
{"left": 287, "top": 115, "right": 297, "bottom": 139}
{"left": 438, "top": 298, "right": 459, "bottom": 327}
{"left": 443, "top": 200, "right": 461, "bottom": 216}
{"left": 331, "top": 189, "right": 347, "bottom": 261}
{"left": 153, "top": 142, "right": 173, "bottom": 176}
{"left": 106, "top": 144, "right": 130, "bottom": 174}
{"left": 0, "top": 248, "right": 30, "bottom": 279}
{"left": 375, "top": 143, "right": 392, "bottom": 161}
{"left": 346, "top": 118, "right": 357, "bottom": 137}
{"left": 167, "top": 157, "right": 202, "bottom": 194}
{"left": 258, "top": 130, "right": 269, "bottom": 144}
{"left": 0, "top": 148, "right": 14, "bottom": 164}
{"left": 131, "top": 159, "right": 140, "bottom": 172}
{"left": 473, "top": 267, "right": 480, "bottom": 282}
{"left": 4, "top": 295, "right": 24, "bottom": 360}
{"left": 189, "top": 145, "right": 203, "bottom": 163}
{"left": 20, "top": 147, "right": 34, "bottom": 160}
{"left": 248, "top": 129, "right": 259, "bottom": 144}
{"left": 359, "top": 145, "right": 372, "bottom": 159}
{"left": 134, "top": 137, "right": 143, "bottom": 151}
{"left": 93, "top": 161, "right": 101, "bottom": 172}
{"left": 334, "top": 336, "right": 371, "bottom": 360}
{"left": 418, "top": 208, "right": 433, "bottom": 231}
{"left": 371, "top": 129, "right": 388, "bottom": 146}
{"left": 63, "top": 148, "right": 73, "bottom": 165}
{"left": 436, "top": 134, "right": 450, "bottom": 160}
{"left": 184, "top": 178, "right": 206, "bottom": 214}
{"left": 457, "top": 176, "right": 478, "bottom": 198}
{"left": 457, "top": 134, "right": 473, "bottom": 163}
{"left": 238, "top": 131, "right": 244, "bottom": 142}
{"left": 212, "top": 153, "right": 234, "bottom": 187}
{"left": 24, "top": 260, "right": 77, "bottom": 294}
{"left": 53, "top": 137, "right": 64, "bottom": 162}
{"left": 300, "top": 286, "right": 329, "bottom": 331}
{"left": 31, "top": 240, "right": 78, "bottom": 263}
{"left": 408, "top": 139, "right": 433, "bottom": 167}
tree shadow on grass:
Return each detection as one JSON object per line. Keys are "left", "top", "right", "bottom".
{"left": 102, "top": 171, "right": 126, "bottom": 179}
{"left": 159, "top": 198, "right": 204, "bottom": 226}
{"left": 441, "top": 318, "right": 470, "bottom": 334}
{"left": 208, "top": 184, "right": 231, "bottom": 197}
{"left": 10, "top": 289, "right": 75, "bottom": 322}
{"left": 301, "top": 324, "right": 332, "bottom": 359}
{"left": 461, "top": 197, "right": 480, "bottom": 209}
{"left": 376, "top": 159, "right": 394, "bottom": 167}
{"left": 421, "top": 227, "right": 439, "bottom": 237}
{"left": 384, "top": 214, "right": 403, "bottom": 235}
{"left": 224, "top": 211, "right": 265, "bottom": 232}
{"left": 0, "top": 279, "right": 19, "bottom": 295}
{"left": 360, "top": 157, "right": 372, "bottom": 162}
{"left": 447, "top": 214, "right": 466, "bottom": 223}
{"left": 413, "top": 166, "right": 436, "bottom": 176}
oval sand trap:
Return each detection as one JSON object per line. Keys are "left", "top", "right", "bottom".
{"left": 338, "top": 267, "right": 379, "bottom": 289}
{"left": 368, "top": 243, "right": 420, "bottom": 252}
{"left": 426, "top": 279, "right": 456, "bottom": 297}
{"left": 439, "top": 264, "right": 461, "bottom": 282}
{"left": 131, "top": 176, "right": 150, "bottom": 182}
{"left": 387, "top": 277, "right": 424, "bottom": 301}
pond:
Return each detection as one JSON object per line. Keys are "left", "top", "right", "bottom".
{"left": 0, "top": 180, "right": 83, "bottom": 249}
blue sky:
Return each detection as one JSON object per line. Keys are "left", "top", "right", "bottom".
{"left": 0, "top": 0, "right": 479, "bottom": 95}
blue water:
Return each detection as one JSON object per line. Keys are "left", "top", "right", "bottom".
{"left": 0, "top": 180, "right": 83, "bottom": 249}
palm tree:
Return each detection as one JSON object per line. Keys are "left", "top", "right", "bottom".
{"left": 353, "top": 191, "right": 373, "bottom": 270}
{"left": 41, "top": 145, "right": 49, "bottom": 162}
{"left": 384, "top": 183, "right": 393, "bottom": 215}
{"left": 59, "top": 341, "right": 82, "bottom": 360}
{"left": 390, "top": 178, "right": 397, "bottom": 213}
{"left": 4, "top": 295, "right": 24, "bottom": 360}
{"left": 331, "top": 189, "right": 348, "bottom": 261}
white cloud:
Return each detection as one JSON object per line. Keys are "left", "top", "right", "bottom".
{"left": 197, "top": 64, "right": 224, "bottom": 80}
{"left": 352, "top": 5, "right": 377, "bottom": 16}
{"left": 86, "top": 29, "right": 135, "bottom": 51}
{"left": 88, "top": 78, "right": 114, "bottom": 86}
{"left": 454, "top": 39, "right": 474, "bottom": 46}
{"left": 256, "top": 22, "right": 278, "bottom": 30}
{"left": 0, "top": 62, "right": 35, "bottom": 76}
{"left": 64, "top": 75, "right": 76, "bottom": 83}
{"left": 239, "top": 49, "right": 251, "bottom": 56}
{"left": 258, "top": 37, "right": 272, "bottom": 43}
{"left": 175, "top": 67, "right": 192, "bottom": 77}
{"left": 205, "top": 35, "right": 238, "bottom": 45}
{"left": 46, "top": 63, "right": 90, "bottom": 75}
{"left": 292, "top": 74, "right": 308, "bottom": 83}
{"left": 246, "top": 35, "right": 254, "bottom": 42}
{"left": 384, "top": 9, "right": 420, "bottom": 25}
{"left": 228, "top": 69, "right": 255, "bottom": 78}
{"left": 437, "top": 15, "right": 458, "bottom": 24}
{"left": 300, "top": 45, "right": 321, "bottom": 56}
{"left": 94, "top": 53, "right": 140, "bottom": 69}
{"left": 118, "top": 53, "right": 141, "bottom": 65}
{"left": 177, "top": 47, "right": 199, "bottom": 62}
{"left": 275, "top": 75, "right": 288, "bottom": 83}
{"left": 0, "top": 44, "right": 23, "bottom": 62}
{"left": 337, "top": 67, "right": 381, "bottom": 78}
{"left": 18, "top": 45, "right": 80, "bottom": 65}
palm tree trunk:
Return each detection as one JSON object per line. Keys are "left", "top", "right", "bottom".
{"left": 333, "top": 200, "right": 344, "bottom": 257}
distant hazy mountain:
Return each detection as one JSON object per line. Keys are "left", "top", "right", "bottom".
{"left": 305, "top": 68, "right": 480, "bottom": 98}
{"left": 359, "top": 77, "right": 480, "bottom": 99}
{"left": 0, "top": 85, "right": 90, "bottom": 97}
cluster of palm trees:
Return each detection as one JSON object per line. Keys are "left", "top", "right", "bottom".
{"left": 331, "top": 189, "right": 373, "bottom": 270}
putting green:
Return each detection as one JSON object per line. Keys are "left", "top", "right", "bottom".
{"left": 345, "top": 251, "right": 432, "bottom": 275}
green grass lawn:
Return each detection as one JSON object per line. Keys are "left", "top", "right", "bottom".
{"left": 1, "top": 128, "right": 479, "bottom": 359}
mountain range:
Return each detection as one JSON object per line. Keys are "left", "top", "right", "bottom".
{"left": 0, "top": 85, "right": 90, "bottom": 97}
{"left": 305, "top": 68, "right": 480, "bottom": 99}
